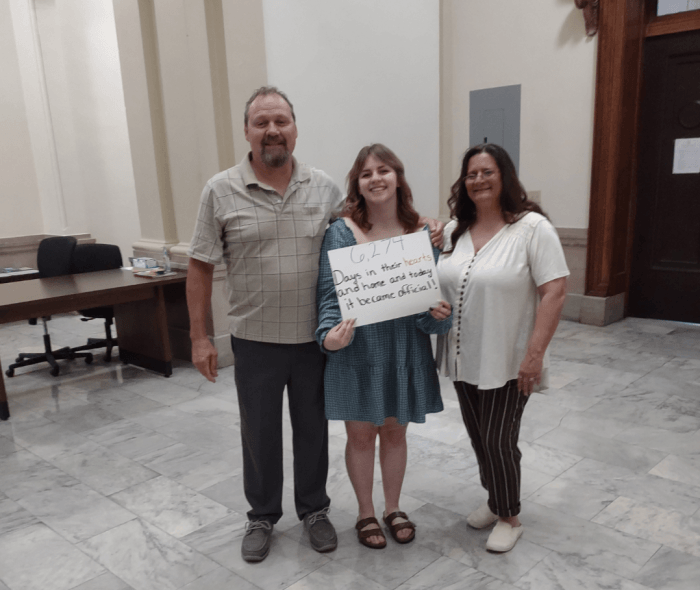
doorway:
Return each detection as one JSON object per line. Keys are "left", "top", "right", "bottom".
{"left": 628, "top": 30, "right": 700, "bottom": 322}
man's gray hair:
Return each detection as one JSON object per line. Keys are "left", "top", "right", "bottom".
{"left": 244, "top": 86, "right": 296, "bottom": 126}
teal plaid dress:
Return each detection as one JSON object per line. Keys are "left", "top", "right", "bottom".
{"left": 315, "top": 219, "right": 452, "bottom": 425}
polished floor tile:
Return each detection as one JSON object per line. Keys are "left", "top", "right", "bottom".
{"left": 71, "top": 572, "right": 134, "bottom": 590}
{"left": 16, "top": 482, "right": 135, "bottom": 543}
{"left": 0, "top": 498, "right": 39, "bottom": 537}
{"left": 110, "top": 476, "right": 231, "bottom": 538}
{"left": 285, "top": 560, "right": 387, "bottom": 590}
{"left": 526, "top": 478, "right": 617, "bottom": 521}
{"left": 209, "top": 531, "right": 331, "bottom": 590}
{"left": 0, "top": 523, "right": 105, "bottom": 590}
{"left": 633, "top": 546, "right": 700, "bottom": 590}
{"left": 77, "top": 519, "right": 217, "bottom": 590}
{"left": 1, "top": 314, "right": 700, "bottom": 589}
{"left": 0, "top": 449, "right": 79, "bottom": 500}
{"left": 139, "top": 442, "right": 234, "bottom": 492}
{"left": 516, "top": 550, "right": 653, "bottom": 590}
{"left": 535, "top": 426, "right": 668, "bottom": 472}
{"left": 556, "top": 457, "right": 700, "bottom": 516}
{"left": 592, "top": 496, "right": 700, "bottom": 558}
{"left": 519, "top": 501, "right": 661, "bottom": 579}
{"left": 649, "top": 454, "right": 700, "bottom": 487}
{"left": 395, "top": 556, "right": 518, "bottom": 590}
{"left": 179, "top": 566, "right": 258, "bottom": 590}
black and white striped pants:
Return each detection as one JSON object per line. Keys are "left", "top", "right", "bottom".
{"left": 454, "top": 379, "right": 529, "bottom": 517}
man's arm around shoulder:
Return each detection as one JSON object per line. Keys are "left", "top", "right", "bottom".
{"left": 187, "top": 257, "right": 218, "bottom": 382}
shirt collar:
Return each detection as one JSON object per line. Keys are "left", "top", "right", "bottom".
{"left": 241, "top": 152, "right": 311, "bottom": 192}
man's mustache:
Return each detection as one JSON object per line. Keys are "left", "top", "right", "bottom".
{"left": 262, "top": 137, "right": 286, "bottom": 147}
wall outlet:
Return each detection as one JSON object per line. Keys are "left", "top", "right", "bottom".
{"left": 528, "top": 190, "right": 541, "bottom": 204}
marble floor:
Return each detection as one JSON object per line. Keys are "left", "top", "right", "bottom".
{"left": 1, "top": 314, "right": 699, "bottom": 590}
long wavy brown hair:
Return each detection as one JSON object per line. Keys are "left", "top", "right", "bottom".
{"left": 445, "top": 143, "right": 546, "bottom": 253}
{"left": 343, "top": 144, "right": 420, "bottom": 233}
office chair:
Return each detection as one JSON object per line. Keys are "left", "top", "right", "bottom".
{"left": 68, "top": 243, "right": 123, "bottom": 361}
{"left": 5, "top": 236, "right": 94, "bottom": 378}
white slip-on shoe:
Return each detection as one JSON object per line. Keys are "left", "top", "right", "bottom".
{"left": 485, "top": 520, "right": 523, "bottom": 552}
{"left": 466, "top": 503, "right": 498, "bottom": 529}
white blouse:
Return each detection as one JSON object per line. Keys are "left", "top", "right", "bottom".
{"left": 436, "top": 212, "right": 569, "bottom": 390}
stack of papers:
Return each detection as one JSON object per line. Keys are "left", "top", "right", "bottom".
{"left": 2, "top": 267, "right": 38, "bottom": 276}
{"left": 133, "top": 268, "right": 176, "bottom": 278}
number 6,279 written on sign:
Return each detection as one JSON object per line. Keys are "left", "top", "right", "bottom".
{"left": 327, "top": 231, "right": 443, "bottom": 327}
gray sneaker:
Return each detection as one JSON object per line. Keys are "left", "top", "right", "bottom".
{"left": 241, "top": 520, "right": 273, "bottom": 562}
{"left": 303, "top": 507, "right": 337, "bottom": 552}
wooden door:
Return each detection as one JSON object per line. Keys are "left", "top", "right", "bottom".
{"left": 629, "top": 30, "right": 700, "bottom": 322}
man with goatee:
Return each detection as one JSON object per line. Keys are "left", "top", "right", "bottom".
{"left": 187, "top": 86, "right": 341, "bottom": 562}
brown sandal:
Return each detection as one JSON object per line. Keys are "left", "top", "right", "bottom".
{"left": 383, "top": 511, "right": 416, "bottom": 544}
{"left": 355, "top": 517, "right": 387, "bottom": 549}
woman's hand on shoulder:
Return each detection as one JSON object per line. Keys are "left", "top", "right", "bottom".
{"left": 419, "top": 217, "right": 445, "bottom": 249}
{"left": 429, "top": 300, "right": 452, "bottom": 321}
{"left": 323, "top": 318, "right": 356, "bottom": 351}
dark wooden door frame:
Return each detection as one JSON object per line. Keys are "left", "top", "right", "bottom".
{"left": 585, "top": 1, "right": 700, "bottom": 301}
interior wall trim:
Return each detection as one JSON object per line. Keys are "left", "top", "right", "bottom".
{"left": 0, "top": 233, "right": 94, "bottom": 269}
{"left": 647, "top": 8, "right": 700, "bottom": 36}
{"left": 138, "top": 0, "right": 177, "bottom": 243}
{"left": 556, "top": 227, "right": 588, "bottom": 249}
{"left": 584, "top": 0, "right": 654, "bottom": 299}
{"left": 19, "top": 0, "right": 68, "bottom": 232}
{"left": 204, "top": 0, "right": 235, "bottom": 172}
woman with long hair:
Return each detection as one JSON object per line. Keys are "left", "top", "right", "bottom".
{"left": 316, "top": 143, "right": 452, "bottom": 549}
{"left": 437, "top": 143, "right": 569, "bottom": 552}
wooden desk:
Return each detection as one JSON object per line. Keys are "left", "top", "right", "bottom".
{"left": 0, "top": 269, "right": 189, "bottom": 420}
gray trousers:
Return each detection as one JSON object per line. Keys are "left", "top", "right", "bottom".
{"left": 231, "top": 336, "right": 330, "bottom": 524}
{"left": 454, "top": 379, "right": 529, "bottom": 517}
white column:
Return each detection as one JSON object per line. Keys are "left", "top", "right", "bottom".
{"left": 113, "top": 0, "right": 267, "bottom": 366}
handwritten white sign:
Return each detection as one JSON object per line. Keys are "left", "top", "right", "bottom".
{"left": 327, "top": 231, "right": 442, "bottom": 327}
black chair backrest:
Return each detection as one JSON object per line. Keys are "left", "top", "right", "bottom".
{"left": 71, "top": 243, "right": 123, "bottom": 274}
{"left": 37, "top": 236, "right": 78, "bottom": 278}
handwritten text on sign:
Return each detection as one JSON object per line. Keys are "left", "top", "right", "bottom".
{"left": 327, "top": 231, "right": 442, "bottom": 327}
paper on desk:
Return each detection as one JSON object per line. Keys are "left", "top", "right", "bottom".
{"left": 1, "top": 268, "right": 37, "bottom": 276}
{"left": 672, "top": 138, "right": 700, "bottom": 174}
{"left": 134, "top": 270, "right": 177, "bottom": 278}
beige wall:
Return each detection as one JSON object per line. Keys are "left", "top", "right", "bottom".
{"left": 262, "top": 0, "right": 441, "bottom": 218}
{"left": 441, "top": 0, "right": 597, "bottom": 316}
{"left": 441, "top": 0, "right": 597, "bottom": 230}
{"left": 0, "top": 0, "right": 43, "bottom": 238}
{"left": 113, "top": 0, "right": 267, "bottom": 366}
{"left": 3, "top": 1, "right": 599, "bottom": 332}
{"left": 114, "top": 0, "right": 267, "bottom": 264}
{"left": 51, "top": 0, "right": 141, "bottom": 257}
{"left": 4, "top": 1, "right": 596, "bottom": 249}
{"left": 4, "top": 0, "right": 140, "bottom": 258}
